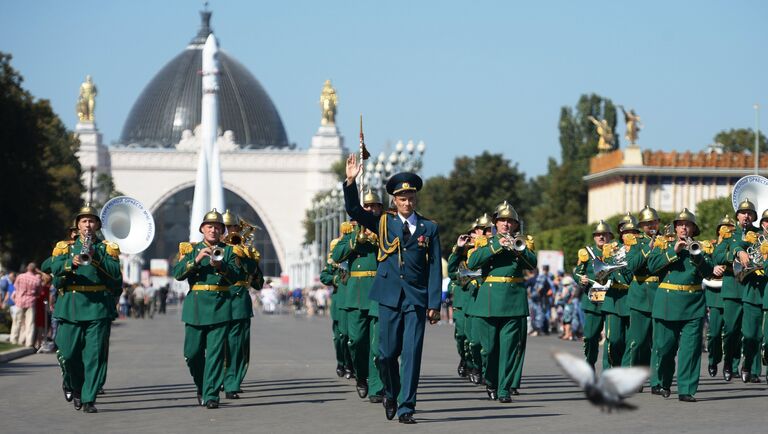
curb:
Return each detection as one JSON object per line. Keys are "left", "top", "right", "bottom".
{"left": 0, "top": 347, "right": 36, "bottom": 363}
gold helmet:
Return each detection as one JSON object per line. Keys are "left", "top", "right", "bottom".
{"left": 618, "top": 212, "right": 638, "bottom": 231}
{"left": 493, "top": 201, "right": 519, "bottom": 222}
{"left": 736, "top": 198, "right": 758, "bottom": 220}
{"left": 716, "top": 214, "right": 736, "bottom": 235}
{"left": 477, "top": 213, "right": 493, "bottom": 228}
{"left": 672, "top": 208, "right": 700, "bottom": 237}
{"left": 199, "top": 208, "right": 224, "bottom": 233}
{"left": 761, "top": 209, "right": 768, "bottom": 223}
{"left": 363, "top": 189, "right": 383, "bottom": 205}
{"left": 592, "top": 220, "right": 613, "bottom": 236}
{"left": 222, "top": 209, "right": 239, "bottom": 226}
{"left": 638, "top": 205, "right": 660, "bottom": 224}
{"left": 620, "top": 221, "right": 640, "bottom": 234}
{"left": 75, "top": 203, "right": 101, "bottom": 225}
{"left": 467, "top": 219, "right": 482, "bottom": 233}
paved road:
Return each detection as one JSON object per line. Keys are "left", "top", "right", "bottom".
{"left": 1, "top": 306, "right": 766, "bottom": 434}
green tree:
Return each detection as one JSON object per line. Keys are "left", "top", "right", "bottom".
{"left": 713, "top": 128, "right": 767, "bottom": 153}
{"left": 0, "top": 52, "right": 84, "bottom": 269}
{"left": 695, "top": 196, "right": 733, "bottom": 239}
{"left": 91, "top": 172, "right": 124, "bottom": 209}
{"left": 529, "top": 94, "right": 617, "bottom": 232}
{"left": 418, "top": 152, "right": 531, "bottom": 257}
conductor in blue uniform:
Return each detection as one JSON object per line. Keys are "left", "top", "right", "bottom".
{"left": 343, "top": 154, "right": 442, "bottom": 424}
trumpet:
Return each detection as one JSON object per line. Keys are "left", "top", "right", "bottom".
{"left": 586, "top": 245, "right": 627, "bottom": 284}
{"left": 500, "top": 233, "right": 526, "bottom": 252}
{"left": 223, "top": 231, "right": 243, "bottom": 246}
{"left": 79, "top": 232, "right": 93, "bottom": 266}
{"left": 685, "top": 237, "right": 701, "bottom": 255}
{"left": 457, "top": 262, "right": 482, "bottom": 286}
{"left": 211, "top": 246, "right": 225, "bottom": 262}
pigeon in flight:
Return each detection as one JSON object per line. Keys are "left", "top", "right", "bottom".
{"left": 553, "top": 351, "right": 649, "bottom": 411}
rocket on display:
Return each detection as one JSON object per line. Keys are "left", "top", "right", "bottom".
{"left": 189, "top": 33, "right": 226, "bottom": 241}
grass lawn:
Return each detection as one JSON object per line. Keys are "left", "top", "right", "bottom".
{"left": 0, "top": 341, "right": 21, "bottom": 352}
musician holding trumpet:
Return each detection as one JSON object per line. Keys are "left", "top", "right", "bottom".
{"left": 647, "top": 208, "right": 714, "bottom": 402}
{"left": 49, "top": 204, "right": 123, "bottom": 413}
{"left": 466, "top": 201, "right": 536, "bottom": 403}
{"left": 173, "top": 209, "right": 239, "bottom": 409}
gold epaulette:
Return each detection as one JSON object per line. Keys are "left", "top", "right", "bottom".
{"left": 178, "top": 242, "right": 193, "bottom": 260}
{"left": 52, "top": 241, "right": 71, "bottom": 257}
{"left": 577, "top": 248, "right": 589, "bottom": 264}
{"left": 653, "top": 237, "right": 668, "bottom": 249}
{"left": 525, "top": 235, "right": 535, "bottom": 252}
{"left": 745, "top": 231, "right": 758, "bottom": 244}
{"left": 719, "top": 226, "right": 733, "bottom": 239}
{"left": 103, "top": 241, "right": 121, "bottom": 258}
{"left": 623, "top": 233, "right": 637, "bottom": 246}
{"left": 248, "top": 247, "right": 261, "bottom": 261}
{"left": 700, "top": 240, "right": 714, "bottom": 255}
{"left": 232, "top": 244, "right": 247, "bottom": 258}
{"left": 474, "top": 236, "right": 488, "bottom": 248}
{"left": 602, "top": 242, "right": 616, "bottom": 259}
{"left": 341, "top": 221, "right": 353, "bottom": 235}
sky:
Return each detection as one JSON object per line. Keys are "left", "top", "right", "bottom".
{"left": 1, "top": 0, "right": 766, "bottom": 179}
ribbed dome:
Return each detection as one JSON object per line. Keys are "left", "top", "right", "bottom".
{"left": 119, "top": 11, "right": 289, "bottom": 149}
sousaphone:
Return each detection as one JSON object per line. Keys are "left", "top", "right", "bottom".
{"left": 100, "top": 196, "right": 156, "bottom": 254}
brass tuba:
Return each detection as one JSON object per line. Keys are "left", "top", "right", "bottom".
{"left": 99, "top": 196, "right": 155, "bottom": 254}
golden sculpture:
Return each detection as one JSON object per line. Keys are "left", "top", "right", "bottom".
{"left": 76, "top": 75, "right": 97, "bottom": 122}
{"left": 319, "top": 79, "right": 338, "bottom": 126}
{"left": 619, "top": 105, "right": 642, "bottom": 145}
{"left": 588, "top": 115, "right": 615, "bottom": 153}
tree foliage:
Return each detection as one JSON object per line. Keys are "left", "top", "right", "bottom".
{"left": 713, "top": 128, "right": 767, "bottom": 153}
{"left": 0, "top": 52, "right": 84, "bottom": 270}
{"left": 529, "top": 94, "right": 617, "bottom": 232}
{"left": 418, "top": 152, "right": 532, "bottom": 257}
{"left": 695, "top": 196, "right": 733, "bottom": 239}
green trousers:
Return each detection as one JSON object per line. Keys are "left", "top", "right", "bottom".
{"left": 453, "top": 309, "right": 467, "bottom": 364}
{"left": 96, "top": 322, "right": 111, "bottom": 391}
{"left": 467, "top": 315, "right": 484, "bottom": 373}
{"left": 742, "top": 302, "right": 763, "bottom": 376}
{"left": 223, "top": 318, "right": 250, "bottom": 393}
{"left": 336, "top": 309, "right": 353, "bottom": 370}
{"left": 478, "top": 316, "right": 527, "bottom": 397}
{"left": 184, "top": 322, "right": 229, "bottom": 403}
{"left": 762, "top": 310, "right": 768, "bottom": 372}
{"left": 722, "top": 298, "right": 743, "bottom": 372}
{"left": 345, "top": 308, "right": 371, "bottom": 381}
{"left": 626, "top": 309, "right": 652, "bottom": 367}
{"left": 707, "top": 307, "right": 724, "bottom": 368}
{"left": 55, "top": 319, "right": 110, "bottom": 404}
{"left": 603, "top": 312, "right": 629, "bottom": 368}
{"left": 332, "top": 318, "right": 345, "bottom": 367}
{"left": 583, "top": 310, "right": 604, "bottom": 369}
{"left": 368, "top": 315, "right": 384, "bottom": 396}
{"left": 653, "top": 317, "right": 703, "bottom": 396}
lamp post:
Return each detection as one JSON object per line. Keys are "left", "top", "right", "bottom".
{"left": 755, "top": 103, "right": 761, "bottom": 175}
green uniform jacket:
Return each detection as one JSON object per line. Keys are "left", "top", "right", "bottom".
{"left": 50, "top": 237, "right": 123, "bottom": 322}
{"left": 702, "top": 242, "right": 723, "bottom": 309}
{"left": 626, "top": 235, "right": 661, "bottom": 313}
{"left": 574, "top": 243, "right": 625, "bottom": 314}
{"left": 648, "top": 242, "right": 713, "bottom": 321}
{"left": 447, "top": 245, "right": 470, "bottom": 310}
{"left": 331, "top": 229, "right": 377, "bottom": 311}
{"left": 321, "top": 262, "right": 348, "bottom": 316}
{"left": 466, "top": 235, "right": 537, "bottom": 318}
{"left": 173, "top": 241, "right": 238, "bottom": 326}
{"left": 600, "top": 242, "right": 634, "bottom": 317}
{"left": 229, "top": 246, "right": 259, "bottom": 321}
{"left": 730, "top": 226, "right": 767, "bottom": 306}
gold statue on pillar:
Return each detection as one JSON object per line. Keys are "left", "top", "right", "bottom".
{"left": 619, "top": 105, "right": 642, "bottom": 145}
{"left": 588, "top": 115, "right": 615, "bottom": 153}
{"left": 76, "top": 75, "right": 97, "bottom": 122}
{"left": 319, "top": 79, "right": 338, "bottom": 126}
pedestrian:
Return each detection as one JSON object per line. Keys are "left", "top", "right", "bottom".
{"left": 11, "top": 263, "right": 42, "bottom": 347}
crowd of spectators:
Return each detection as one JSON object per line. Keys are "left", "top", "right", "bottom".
{"left": 524, "top": 265, "right": 583, "bottom": 340}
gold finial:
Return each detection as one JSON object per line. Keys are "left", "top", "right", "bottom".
{"left": 76, "top": 75, "right": 97, "bottom": 122}
{"left": 320, "top": 79, "right": 338, "bottom": 126}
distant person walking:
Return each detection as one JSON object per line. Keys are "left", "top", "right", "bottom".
{"left": 11, "top": 263, "right": 42, "bottom": 347}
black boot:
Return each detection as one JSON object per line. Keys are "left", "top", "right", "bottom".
{"left": 356, "top": 379, "right": 369, "bottom": 399}
{"left": 650, "top": 385, "right": 662, "bottom": 395}
{"left": 708, "top": 364, "right": 717, "bottom": 377}
{"left": 73, "top": 393, "right": 83, "bottom": 411}
{"left": 62, "top": 384, "right": 74, "bottom": 402}
{"left": 678, "top": 394, "right": 696, "bottom": 402}
{"left": 335, "top": 365, "right": 345, "bottom": 377}
{"left": 723, "top": 367, "right": 733, "bottom": 382}
{"left": 486, "top": 386, "right": 498, "bottom": 401}
{"left": 82, "top": 403, "right": 98, "bottom": 413}
{"left": 383, "top": 398, "right": 397, "bottom": 420}
{"left": 457, "top": 360, "right": 467, "bottom": 378}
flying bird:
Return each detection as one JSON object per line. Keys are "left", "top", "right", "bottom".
{"left": 553, "top": 351, "right": 649, "bottom": 411}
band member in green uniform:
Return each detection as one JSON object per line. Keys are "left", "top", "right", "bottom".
{"left": 647, "top": 208, "right": 714, "bottom": 402}
{"left": 464, "top": 214, "right": 493, "bottom": 385}
{"left": 625, "top": 206, "right": 661, "bottom": 371}
{"left": 173, "top": 209, "right": 239, "bottom": 409}
{"left": 706, "top": 215, "right": 735, "bottom": 377}
{"left": 50, "top": 204, "right": 123, "bottom": 413}
{"left": 331, "top": 189, "right": 384, "bottom": 401}
{"left": 221, "top": 210, "right": 262, "bottom": 398}
{"left": 733, "top": 208, "right": 768, "bottom": 382}
{"left": 467, "top": 201, "right": 537, "bottom": 403}
{"left": 447, "top": 219, "right": 483, "bottom": 378}
{"left": 575, "top": 220, "right": 623, "bottom": 370}
{"left": 600, "top": 219, "right": 637, "bottom": 368}
{"left": 320, "top": 237, "right": 348, "bottom": 377}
